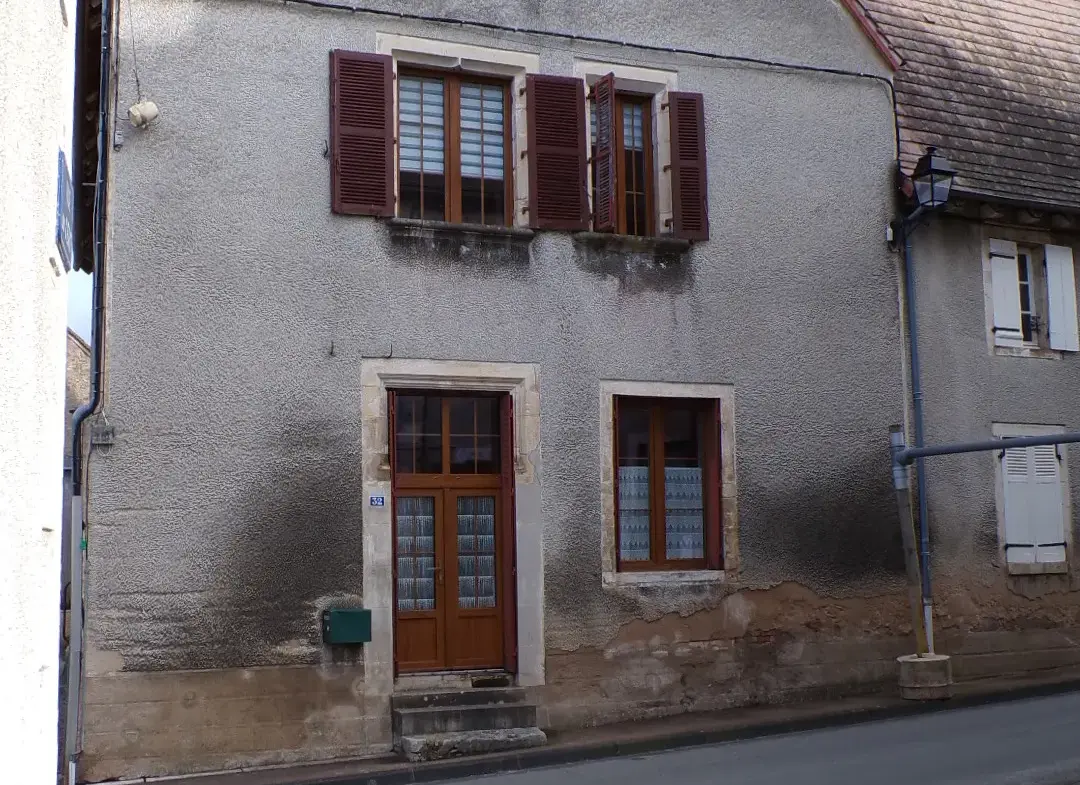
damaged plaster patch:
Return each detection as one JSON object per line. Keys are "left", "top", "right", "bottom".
{"left": 85, "top": 645, "right": 125, "bottom": 677}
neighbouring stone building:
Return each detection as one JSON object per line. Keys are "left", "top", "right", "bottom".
{"left": 862, "top": 1, "right": 1080, "bottom": 675}
{"left": 73, "top": 0, "right": 1080, "bottom": 781}
{"left": 0, "top": 2, "right": 78, "bottom": 784}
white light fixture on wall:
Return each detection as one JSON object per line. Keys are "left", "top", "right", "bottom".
{"left": 127, "top": 100, "right": 159, "bottom": 129}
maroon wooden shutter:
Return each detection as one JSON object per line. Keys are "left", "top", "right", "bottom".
{"left": 500, "top": 393, "right": 518, "bottom": 672}
{"left": 668, "top": 92, "right": 709, "bottom": 241}
{"left": 527, "top": 74, "right": 589, "bottom": 230}
{"left": 330, "top": 50, "right": 394, "bottom": 216}
{"left": 592, "top": 73, "right": 617, "bottom": 232}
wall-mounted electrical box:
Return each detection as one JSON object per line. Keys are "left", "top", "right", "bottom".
{"left": 322, "top": 608, "right": 372, "bottom": 645}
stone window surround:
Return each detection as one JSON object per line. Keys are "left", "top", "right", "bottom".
{"left": 359, "top": 358, "right": 545, "bottom": 699}
{"left": 980, "top": 226, "right": 1065, "bottom": 361}
{"left": 375, "top": 33, "right": 540, "bottom": 230}
{"left": 574, "top": 59, "right": 679, "bottom": 237}
{"left": 991, "top": 421, "right": 1072, "bottom": 576}
{"left": 599, "top": 380, "right": 738, "bottom": 587}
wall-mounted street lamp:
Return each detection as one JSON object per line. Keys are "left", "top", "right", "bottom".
{"left": 910, "top": 146, "right": 956, "bottom": 211}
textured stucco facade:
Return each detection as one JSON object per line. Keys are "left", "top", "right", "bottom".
{"left": 907, "top": 217, "right": 1080, "bottom": 669}
{"left": 0, "top": 1, "right": 77, "bottom": 783}
{"left": 81, "top": 0, "right": 920, "bottom": 780}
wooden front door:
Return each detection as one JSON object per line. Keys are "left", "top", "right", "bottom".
{"left": 391, "top": 392, "right": 516, "bottom": 673}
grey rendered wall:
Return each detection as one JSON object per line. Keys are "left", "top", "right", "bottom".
{"left": 909, "top": 217, "right": 1080, "bottom": 676}
{"left": 89, "top": 0, "right": 902, "bottom": 680}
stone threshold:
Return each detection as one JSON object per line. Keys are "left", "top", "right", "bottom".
{"left": 110, "top": 668, "right": 1080, "bottom": 785}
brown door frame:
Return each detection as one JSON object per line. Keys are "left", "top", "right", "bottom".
{"left": 389, "top": 390, "right": 519, "bottom": 675}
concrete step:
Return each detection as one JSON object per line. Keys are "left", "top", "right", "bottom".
{"left": 400, "top": 727, "right": 547, "bottom": 762}
{"left": 392, "top": 686, "right": 528, "bottom": 711}
{"left": 393, "top": 701, "right": 538, "bottom": 737}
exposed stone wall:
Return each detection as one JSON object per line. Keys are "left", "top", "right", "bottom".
{"left": 82, "top": 665, "right": 388, "bottom": 781}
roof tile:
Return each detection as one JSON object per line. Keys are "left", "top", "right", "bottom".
{"left": 863, "top": 0, "right": 1080, "bottom": 210}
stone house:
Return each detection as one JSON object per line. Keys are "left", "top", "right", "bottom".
{"left": 862, "top": 1, "right": 1080, "bottom": 671}
{"left": 72, "top": 0, "right": 1080, "bottom": 781}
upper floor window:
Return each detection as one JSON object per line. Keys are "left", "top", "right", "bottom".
{"left": 989, "top": 238, "right": 1079, "bottom": 353}
{"left": 329, "top": 51, "right": 709, "bottom": 241}
{"left": 590, "top": 93, "right": 654, "bottom": 236}
{"left": 397, "top": 72, "right": 511, "bottom": 226}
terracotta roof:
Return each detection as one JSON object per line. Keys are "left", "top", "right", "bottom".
{"left": 862, "top": 0, "right": 1080, "bottom": 212}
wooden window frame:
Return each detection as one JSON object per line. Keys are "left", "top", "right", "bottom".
{"left": 613, "top": 396, "right": 722, "bottom": 572}
{"left": 393, "top": 391, "right": 505, "bottom": 490}
{"left": 396, "top": 68, "right": 514, "bottom": 227}
{"left": 590, "top": 90, "right": 656, "bottom": 237}
{"left": 613, "top": 93, "right": 655, "bottom": 237}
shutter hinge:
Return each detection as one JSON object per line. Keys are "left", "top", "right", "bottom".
{"left": 520, "top": 148, "right": 528, "bottom": 160}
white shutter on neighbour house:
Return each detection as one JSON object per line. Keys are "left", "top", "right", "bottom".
{"left": 989, "top": 239, "right": 1024, "bottom": 347}
{"left": 1044, "top": 244, "right": 1080, "bottom": 352}
{"left": 1002, "top": 445, "right": 1067, "bottom": 565}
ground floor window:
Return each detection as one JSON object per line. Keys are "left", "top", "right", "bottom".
{"left": 614, "top": 396, "right": 722, "bottom": 571}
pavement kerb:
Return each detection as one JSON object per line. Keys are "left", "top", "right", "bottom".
{"left": 108, "top": 676, "right": 1080, "bottom": 785}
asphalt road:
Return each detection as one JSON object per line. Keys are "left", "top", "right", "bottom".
{"left": 456, "top": 692, "right": 1080, "bottom": 785}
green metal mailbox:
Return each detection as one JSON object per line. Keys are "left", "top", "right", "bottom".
{"left": 322, "top": 608, "right": 372, "bottom": 645}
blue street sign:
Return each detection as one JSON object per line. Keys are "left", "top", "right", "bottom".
{"left": 56, "top": 150, "right": 74, "bottom": 271}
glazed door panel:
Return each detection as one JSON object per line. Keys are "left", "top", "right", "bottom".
{"left": 392, "top": 392, "right": 511, "bottom": 673}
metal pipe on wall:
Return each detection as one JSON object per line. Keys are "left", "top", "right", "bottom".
{"left": 899, "top": 207, "right": 935, "bottom": 653}
{"left": 64, "top": 0, "right": 112, "bottom": 779}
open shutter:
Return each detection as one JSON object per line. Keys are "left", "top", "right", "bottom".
{"left": 330, "top": 50, "right": 394, "bottom": 216}
{"left": 591, "top": 74, "right": 617, "bottom": 232}
{"left": 989, "top": 239, "right": 1023, "bottom": 347}
{"left": 499, "top": 394, "right": 518, "bottom": 672}
{"left": 1045, "top": 244, "right": 1079, "bottom": 351}
{"left": 668, "top": 92, "right": 709, "bottom": 241}
{"left": 527, "top": 74, "right": 589, "bottom": 230}
{"left": 1002, "top": 446, "right": 1036, "bottom": 564}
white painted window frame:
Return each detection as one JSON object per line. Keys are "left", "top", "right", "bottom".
{"left": 376, "top": 33, "right": 540, "bottom": 228}
{"left": 982, "top": 232, "right": 1080, "bottom": 360}
{"left": 992, "top": 422, "right": 1072, "bottom": 576}
{"left": 574, "top": 60, "right": 679, "bottom": 236}
{"left": 598, "top": 380, "right": 738, "bottom": 588}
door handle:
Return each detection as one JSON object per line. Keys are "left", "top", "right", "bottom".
{"left": 434, "top": 565, "right": 444, "bottom": 587}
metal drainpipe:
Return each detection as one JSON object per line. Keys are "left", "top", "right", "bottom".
{"left": 900, "top": 209, "right": 934, "bottom": 654}
{"left": 65, "top": 0, "right": 111, "bottom": 779}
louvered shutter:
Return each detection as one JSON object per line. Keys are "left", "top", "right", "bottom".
{"left": 591, "top": 74, "right": 617, "bottom": 233}
{"left": 1031, "top": 445, "right": 1067, "bottom": 563}
{"left": 1045, "top": 244, "right": 1079, "bottom": 352}
{"left": 1003, "top": 444, "right": 1067, "bottom": 565}
{"left": 527, "top": 74, "right": 589, "bottom": 230}
{"left": 1002, "top": 446, "right": 1036, "bottom": 564}
{"left": 668, "top": 92, "right": 709, "bottom": 241}
{"left": 330, "top": 50, "right": 394, "bottom": 216}
{"left": 989, "top": 239, "right": 1023, "bottom": 347}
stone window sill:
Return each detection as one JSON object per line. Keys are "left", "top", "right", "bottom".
{"left": 994, "top": 345, "right": 1062, "bottom": 360}
{"left": 573, "top": 231, "right": 691, "bottom": 256}
{"left": 387, "top": 217, "right": 534, "bottom": 246}
{"left": 1008, "top": 561, "right": 1068, "bottom": 576}
{"left": 602, "top": 569, "right": 726, "bottom": 588}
